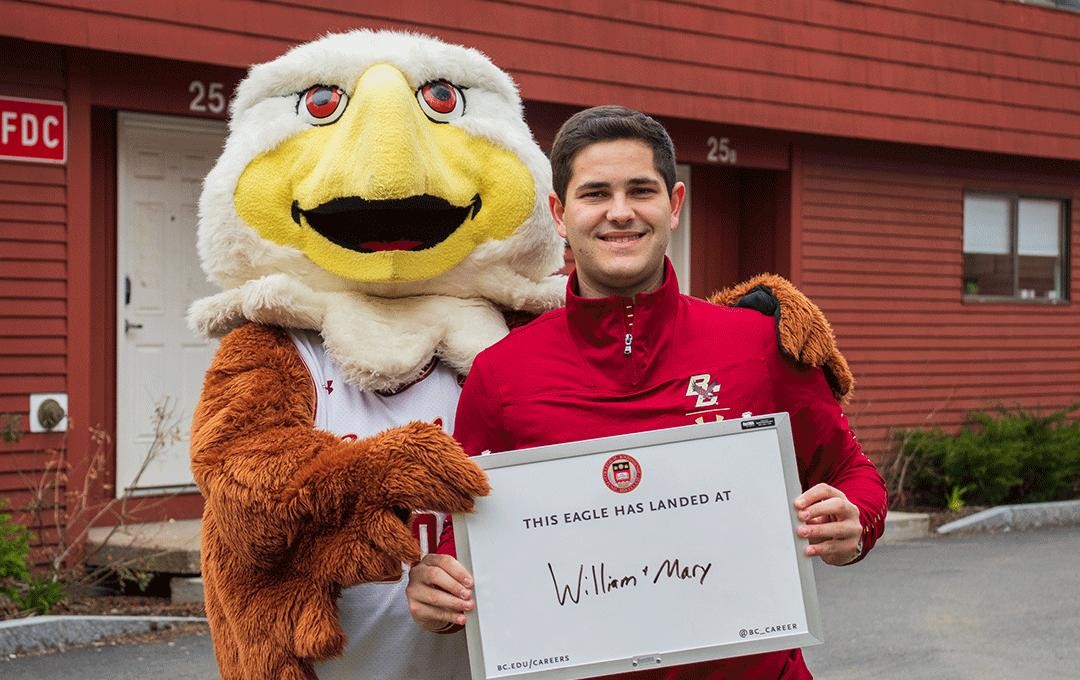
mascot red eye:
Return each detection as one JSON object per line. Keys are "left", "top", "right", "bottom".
{"left": 300, "top": 85, "right": 348, "bottom": 125}
{"left": 416, "top": 80, "right": 465, "bottom": 123}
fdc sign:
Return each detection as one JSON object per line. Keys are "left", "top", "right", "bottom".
{"left": 0, "top": 96, "right": 67, "bottom": 164}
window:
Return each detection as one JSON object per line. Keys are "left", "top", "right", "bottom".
{"left": 962, "top": 193, "right": 1069, "bottom": 302}
{"left": 1017, "top": 0, "right": 1080, "bottom": 12}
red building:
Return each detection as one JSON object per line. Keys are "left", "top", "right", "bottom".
{"left": 1, "top": 1, "right": 1078, "bottom": 532}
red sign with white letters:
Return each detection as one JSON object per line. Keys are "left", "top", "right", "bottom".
{"left": 0, "top": 96, "right": 67, "bottom": 164}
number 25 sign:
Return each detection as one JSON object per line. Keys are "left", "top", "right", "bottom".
{"left": 189, "top": 81, "right": 228, "bottom": 115}
{"left": 706, "top": 136, "right": 737, "bottom": 164}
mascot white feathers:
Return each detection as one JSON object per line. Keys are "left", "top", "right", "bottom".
{"left": 192, "top": 30, "right": 565, "bottom": 390}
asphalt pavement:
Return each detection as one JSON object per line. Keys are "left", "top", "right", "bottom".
{"left": 805, "top": 525, "right": 1080, "bottom": 680}
{"left": 4, "top": 526, "right": 1078, "bottom": 679}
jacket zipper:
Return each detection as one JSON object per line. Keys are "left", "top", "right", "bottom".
{"left": 623, "top": 301, "right": 634, "bottom": 356}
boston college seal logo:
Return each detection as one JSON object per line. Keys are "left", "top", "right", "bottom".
{"left": 602, "top": 454, "right": 642, "bottom": 493}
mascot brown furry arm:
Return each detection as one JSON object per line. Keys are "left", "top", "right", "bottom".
{"left": 191, "top": 323, "right": 488, "bottom": 679}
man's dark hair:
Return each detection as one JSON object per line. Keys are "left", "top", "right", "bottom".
{"left": 550, "top": 105, "right": 677, "bottom": 203}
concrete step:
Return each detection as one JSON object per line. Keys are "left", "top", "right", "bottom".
{"left": 169, "top": 576, "right": 205, "bottom": 605}
{"left": 879, "top": 511, "right": 930, "bottom": 544}
{"left": 84, "top": 519, "right": 201, "bottom": 575}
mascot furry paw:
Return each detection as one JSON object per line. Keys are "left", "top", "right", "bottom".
{"left": 711, "top": 275, "right": 854, "bottom": 402}
{"left": 190, "top": 29, "right": 850, "bottom": 680}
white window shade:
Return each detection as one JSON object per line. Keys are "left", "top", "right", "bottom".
{"left": 1018, "top": 199, "right": 1061, "bottom": 257}
{"left": 963, "top": 195, "right": 1011, "bottom": 254}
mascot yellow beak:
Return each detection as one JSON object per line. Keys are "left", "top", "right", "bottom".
{"left": 233, "top": 64, "right": 535, "bottom": 282}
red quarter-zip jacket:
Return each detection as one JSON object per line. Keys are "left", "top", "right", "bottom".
{"left": 444, "top": 261, "right": 887, "bottom": 679}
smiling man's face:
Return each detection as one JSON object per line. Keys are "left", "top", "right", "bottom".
{"left": 549, "top": 138, "right": 685, "bottom": 299}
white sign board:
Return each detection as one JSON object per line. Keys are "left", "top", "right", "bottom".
{"left": 455, "top": 414, "right": 822, "bottom": 679}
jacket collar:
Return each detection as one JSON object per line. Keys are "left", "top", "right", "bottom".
{"left": 564, "top": 258, "right": 681, "bottom": 383}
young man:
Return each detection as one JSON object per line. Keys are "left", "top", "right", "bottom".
{"left": 407, "top": 105, "right": 887, "bottom": 678}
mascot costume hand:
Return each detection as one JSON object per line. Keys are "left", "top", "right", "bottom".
{"left": 189, "top": 29, "right": 851, "bottom": 680}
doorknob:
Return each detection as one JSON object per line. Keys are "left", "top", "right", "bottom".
{"left": 124, "top": 320, "right": 144, "bottom": 333}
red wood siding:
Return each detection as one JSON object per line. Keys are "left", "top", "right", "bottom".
{"left": 0, "top": 38, "right": 68, "bottom": 539}
{"left": 798, "top": 143, "right": 1080, "bottom": 458}
{"left": 1, "top": 0, "right": 1078, "bottom": 161}
{"left": 1, "top": 0, "right": 1078, "bottom": 526}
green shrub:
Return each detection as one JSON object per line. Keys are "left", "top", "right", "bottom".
{"left": 0, "top": 501, "right": 64, "bottom": 615}
{"left": 891, "top": 403, "right": 1080, "bottom": 509}
{"left": 17, "top": 575, "right": 65, "bottom": 615}
{"left": 0, "top": 502, "right": 31, "bottom": 588}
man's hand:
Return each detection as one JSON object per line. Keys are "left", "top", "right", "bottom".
{"left": 794, "top": 483, "right": 863, "bottom": 566}
{"left": 406, "top": 553, "right": 475, "bottom": 632}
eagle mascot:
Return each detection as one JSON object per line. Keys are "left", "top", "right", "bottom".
{"left": 188, "top": 29, "right": 852, "bottom": 680}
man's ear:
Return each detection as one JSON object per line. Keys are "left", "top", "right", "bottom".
{"left": 549, "top": 191, "right": 568, "bottom": 239}
{"left": 669, "top": 181, "right": 687, "bottom": 231}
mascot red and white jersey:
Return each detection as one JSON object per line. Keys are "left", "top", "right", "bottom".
{"left": 291, "top": 331, "right": 469, "bottom": 679}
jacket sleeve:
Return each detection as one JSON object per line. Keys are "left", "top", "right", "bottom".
{"left": 763, "top": 332, "right": 888, "bottom": 561}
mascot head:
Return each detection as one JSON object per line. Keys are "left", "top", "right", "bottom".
{"left": 197, "top": 29, "right": 562, "bottom": 302}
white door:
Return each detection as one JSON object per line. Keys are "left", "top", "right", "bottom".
{"left": 116, "top": 113, "right": 225, "bottom": 497}
{"left": 667, "top": 164, "right": 692, "bottom": 294}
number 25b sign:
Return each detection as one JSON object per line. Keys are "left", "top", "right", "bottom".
{"left": 0, "top": 96, "right": 67, "bottom": 164}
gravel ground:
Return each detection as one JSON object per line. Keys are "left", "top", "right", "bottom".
{"left": 2, "top": 594, "right": 204, "bottom": 622}
{"left": 921, "top": 506, "right": 986, "bottom": 532}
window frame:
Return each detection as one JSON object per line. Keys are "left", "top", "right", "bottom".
{"left": 961, "top": 190, "right": 1071, "bottom": 305}
{"left": 1016, "top": 0, "right": 1080, "bottom": 13}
